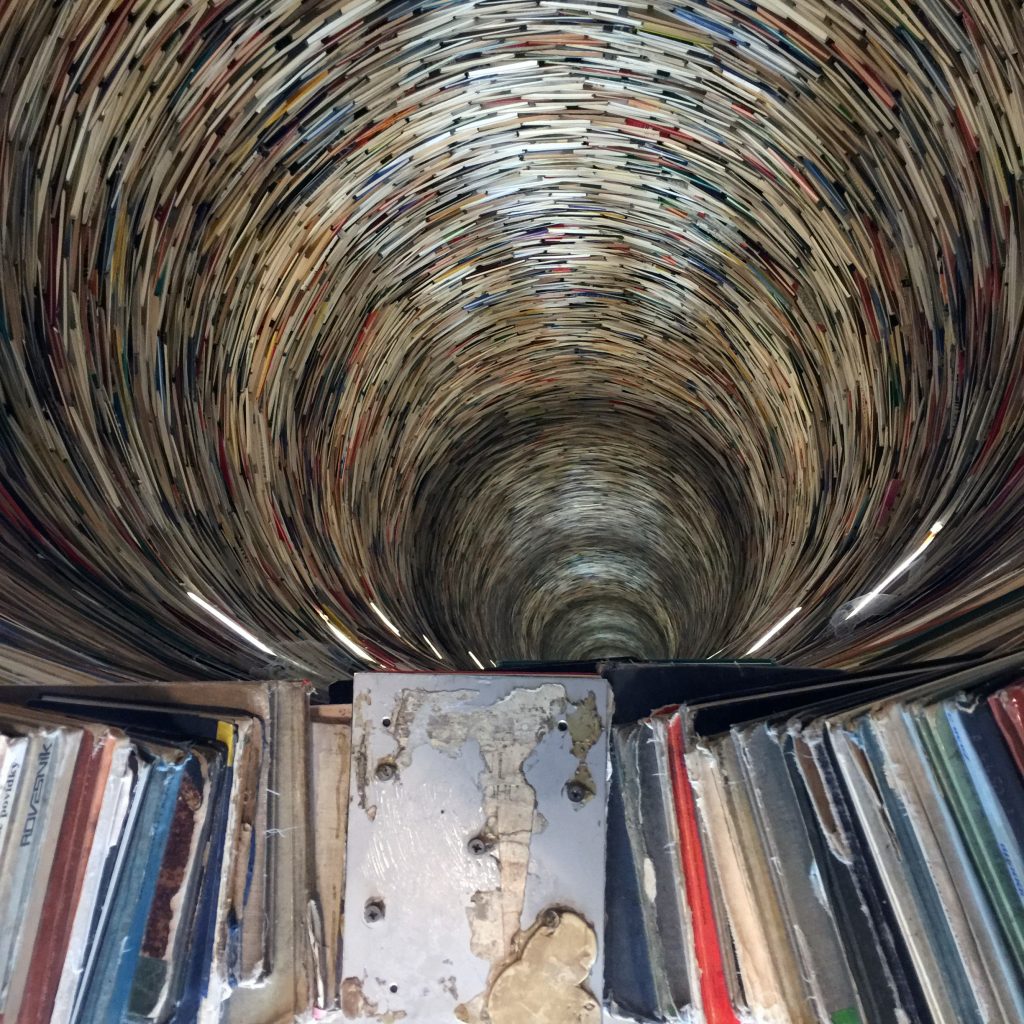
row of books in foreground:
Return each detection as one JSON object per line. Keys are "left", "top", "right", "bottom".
{"left": 0, "top": 679, "right": 334, "bottom": 1024}
{"left": 3, "top": 653, "right": 1024, "bottom": 1024}
{"left": 606, "top": 653, "right": 1024, "bottom": 1024}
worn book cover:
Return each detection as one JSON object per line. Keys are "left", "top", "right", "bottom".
{"left": 128, "top": 741, "right": 221, "bottom": 1023}
{"left": 989, "top": 684, "right": 1024, "bottom": 776}
{"left": 876, "top": 702, "right": 1024, "bottom": 1022}
{"left": 0, "top": 678, "right": 312, "bottom": 1024}
{"left": 604, "top": 732, "right": 664, "bottom": 1022}
{"left": 828, "top": 712, "right": 981, "bottom": 1024}
{"left": 15, "top": 719, "right": 126, "bottom": 1024}
{"left": 665, "top": 713, "right": 738, "bottom": 1024}
{"left": 734, "top": 721, "right": 862, "bottom": 1024}
{"left": 49, "top": 740, "right": 138, "bottom": 1024}
{"left": 915, "top": 700, "right": 1024, "bottom": 976}
{"left": 73, "top": 741, "right": 187, "bottom": 1024}
{"left": 0, "top": 709, "right": 84, "bottom": 1023}
{"left": 784, "top": 722, "right": 921, "bottom": 1024}
{"left": 308, "top": 704, "right": 352, "bottom": 1011}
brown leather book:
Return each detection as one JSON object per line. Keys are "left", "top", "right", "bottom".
{"left": 15, "top": 721, "right": 123, "bottom": 1024}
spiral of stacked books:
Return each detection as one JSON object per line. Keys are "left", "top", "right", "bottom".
{"left": 1, "top": 0, "right": 1022, "bottom": 679}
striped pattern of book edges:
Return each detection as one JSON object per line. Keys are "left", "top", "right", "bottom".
{"left": 604, "top": 651, "right": 1024, "bottom": 1024}
{"left": 0, "top": 678, "right": 314, "bottom": 1024}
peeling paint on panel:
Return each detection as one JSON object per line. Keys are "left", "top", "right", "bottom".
{"left": 427, "top": 684, "right": 567, "bottom": 960}
{"left": 353, "top": 729, "right": 372, "bottom": 816}
{"left": 565, "top": 691, "right": 602, "bottom": 799}
{"left": 340, "top": 976, "right": 408, "bottom": 1022}
{"left": 460, "top": 908, "right": 600, "bottom": 1024}
{"left": 342, "top": 673, "right": 610, "bottom": 1023}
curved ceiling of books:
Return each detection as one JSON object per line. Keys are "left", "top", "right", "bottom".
{"left": 1, "top": 0, "right": 1023, "bottom": 680}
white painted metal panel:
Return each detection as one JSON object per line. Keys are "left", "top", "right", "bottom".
{"left": 341, "top": 673, "right": 610, "bottom": 1023}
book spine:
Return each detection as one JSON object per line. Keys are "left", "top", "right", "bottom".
{"left": 17, "top": 735, "right": 111, "bottom": 1024}
{"left": 666, "top": 713, "right": 740, "bottom": 1024}
{"left": 989, "top": 689, "right": 1024, "bottom": 778}
{"left": 0, "top": 738, "right": 26, "bottom": 855}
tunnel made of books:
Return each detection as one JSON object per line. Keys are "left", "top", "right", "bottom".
{"left": 1, "top": 0, "right": 1023, "bottom": 680}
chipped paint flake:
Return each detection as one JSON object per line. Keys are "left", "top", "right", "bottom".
{"left": 341, "top": 976, "right": 408, "bottom": 1022}
{"left": 565, "top": 691, "right": 602, "bottom": 797}
{"left": 484, "top": 909, "right": 600, "bottom": 1024}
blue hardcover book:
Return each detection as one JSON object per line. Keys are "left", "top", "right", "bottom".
{"left": 172, "top": 743, "right": 234, "bottom": 1023}
{"left": 604, "top": 734, "right": 663, "bottom": 1021}
{"left": 947, "top": 696, "right": 1024, "bottom": 897}
{"left": 126, "top": 740, "right": 229, "bottom": 1024}
{"left": 73, "top": 742, "right": 188, "bottom": 1024}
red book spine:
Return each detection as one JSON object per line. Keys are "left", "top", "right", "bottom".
{"left": 17, "top": 733, "right": 114, "bottom": 1024}
{"left": 990, "top": 685, "right": 1024, "bottom": 779}
{"left": 666, "top": 713, "right": 740, "bottom": 1024}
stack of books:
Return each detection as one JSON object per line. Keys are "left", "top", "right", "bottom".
{"left": 0, "top": 678, "right": 322, "bottom": 1024}
{"left": 605, "top": 653, "right": 1024, "bottom": 1024}
{"left": 3, "top": 653, "right": 1024, "bottom": 1024}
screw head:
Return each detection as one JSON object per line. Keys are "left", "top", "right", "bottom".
{"left": 542, "top": 908, "right": 561, "bottom": 930}
{"left": 566, "top": 781, "right": 587, "bottom": 803}
{"left": 364, "top": 899, "right": 385, "bottom": 923}
{"left": 468, "top": 836, "right": 488, "bottom": 855}
{"left": 375, "top": 761, "right": 397, "bottom": 782}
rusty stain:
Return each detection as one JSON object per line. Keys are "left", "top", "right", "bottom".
{"left": 353, "top": 727, "right": 371, "bottom": 815}
{"left": 566, "top": 692, "right": 601, "bottom": 758}
{"left": 341, "top": 977, "right": 363, "bottom": 1018}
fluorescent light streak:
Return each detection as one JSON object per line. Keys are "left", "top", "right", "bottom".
{"left": 422, "top": 634, "right": 444, "bottom": 660}
{"left": 187, "top": 591, "right": 275, "bottom": 656}
{"left": 489, "top": 660, "right": 497, "bottom": 668}
{"left": 468, "top": 650, "right": 485, "bottom": 670}
{"left": 847, "top": 521, "right": 944, "bottom": 620}
{"left": 317, "top": 609, "right": 376, "bottom": 663}
{"left": 369, "top": 601, "right": 402, "bottom": 638}
{"left": 745, "top": 607, "right": 803, "bottom": 655}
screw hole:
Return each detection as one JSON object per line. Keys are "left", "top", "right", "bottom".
{"left": 557, "top": 720, "right": 568, "bottom": 732}
{"left": 566, "top": 781, "right": 589, "bottom": 804}
{"left": 382, "top": 716, "right": 392, "bottom": 728}
{"left": 389, "top": 984, "right": 398, "bottom": 994}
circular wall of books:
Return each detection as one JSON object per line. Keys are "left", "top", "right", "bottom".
{"left": 1, "top": 1, "right": 1022, "bottom": 678}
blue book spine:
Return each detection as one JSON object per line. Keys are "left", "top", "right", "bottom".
{"left": 75, "top": 753, "right": 187, "bottom": 1024}
{"left": 174, "top": 759, "right": 233, "bottom": 1023}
